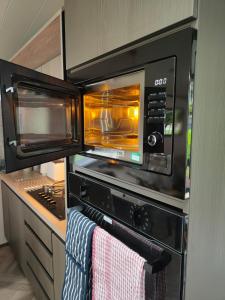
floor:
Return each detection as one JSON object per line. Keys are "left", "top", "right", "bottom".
{"left": 0, "top": 245, "right": 35, "bottom": 300}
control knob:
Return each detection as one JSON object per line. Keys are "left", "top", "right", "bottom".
{"left": 147, "top": 132, "right": 163, "bottom": 147}
{"left": 131, "top": 205, "right": 151, "bottom": 231}
{"left": 133, "top": 208, "right": 142, "bottom": 227}
{"left": 80, "top": 184, "right": 87, "bottom": 198}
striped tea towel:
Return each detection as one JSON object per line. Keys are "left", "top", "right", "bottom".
{"left": 92, "top": 227, "right": 146, "bottom": 300}
{"left": 62, "top": 209, "right": 96, "bottom": 300}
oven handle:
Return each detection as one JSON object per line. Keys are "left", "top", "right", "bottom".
{"left": 145, "top": 251, "right": 171, "bottom": 274}
{"left": 72, "top": 204, "right": 171, "bottom": 274}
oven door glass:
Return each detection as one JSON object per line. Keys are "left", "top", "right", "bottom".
{"left": 84, "top": 70, "right": 145, "bottom": 164}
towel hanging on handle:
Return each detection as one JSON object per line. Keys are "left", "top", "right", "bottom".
{"left": 111, "top": 220, "right": 166, "bottom": 300}
{"left": 92, "top": 226, "right": 146, "bottom": 300}
{"left": 62, "top": 208, "right": 96, "bottom": 300}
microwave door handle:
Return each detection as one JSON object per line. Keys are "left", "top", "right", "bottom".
{"left": 5, "top": 86, "right": 19, "bottom": 149}
{"left": 5, "top": 87, "right": 37, "bottom": 158}
{"left": 5, "top": 85, "right": 49, "bottom": 158}
{"left": 8, "top": 144, "right": 62, "bottom": 158}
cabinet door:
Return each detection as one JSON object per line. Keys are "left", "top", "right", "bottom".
{"left": 1, "top": 182, "right": 10, "bottom": 241}
{"left": 7, "top": 184, "right": 26, "bottom": 272}
{"left": 52, "top": 233, "right": 65, "bottom": 300}
{"left": 65, "top": 0, "right": 197, "bottom": 69}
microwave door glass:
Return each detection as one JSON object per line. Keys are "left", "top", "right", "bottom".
{"left": 84, "top": 70, "right": 144, "bottom": 164}
{"left": 16, "top": 86, "right": 73, "bottom": 152}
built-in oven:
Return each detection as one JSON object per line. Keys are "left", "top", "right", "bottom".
{"left": 68, "top": 172, "right": 188, "bottom": 300}
{"left": 0, "top": 28, "right": 196, "bottom": 199}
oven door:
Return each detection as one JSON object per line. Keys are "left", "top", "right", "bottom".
{"left": 0, "top": 60, "right": 82, "bottom": 172}
{"left": 69, "top": 195, "right": 185, "bottom": 300}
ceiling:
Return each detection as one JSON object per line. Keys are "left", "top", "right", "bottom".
{"left": 0, "top": 0, "right": 64, "bottom": 60}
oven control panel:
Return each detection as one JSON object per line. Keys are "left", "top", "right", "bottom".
{"left": 143, "top": 57, "right": 176, "bottom": 175}
{"left": 68, "top": 172, "right": 186, "bottom": 253}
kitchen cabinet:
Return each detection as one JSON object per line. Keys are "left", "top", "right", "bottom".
{"left": 2, "top": 182, "right": 26, "bottom": 273}
{"left": 26, "top": 245, "right": 54, "bottom": 299}
{"left": 24, "top": 205, "right": 53, "bottom": 252}
{"left": 1, "top": 182, "right": 66, "bottom": 300}
{"left": 52, "top": 233, "right": 66, "bottom": 300}
{"left": 26, "top": 264, "right": 49, "bottom": 300}
{"left": 1, "top": 182, "right": 10, "bottom": 242}
{"left": 65, "top": 0, "right": 197, "bottom": 69}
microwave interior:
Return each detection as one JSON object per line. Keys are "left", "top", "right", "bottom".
{"left": 83, "top": 70, "right": 145, "bottom": 164}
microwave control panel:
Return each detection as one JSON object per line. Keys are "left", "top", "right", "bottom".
{"left": 143, "top": 57, "right": 176, "bottom": 175}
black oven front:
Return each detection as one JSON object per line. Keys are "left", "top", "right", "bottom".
{"left": 68, "top": 172, "right": 187, "bottom": 300}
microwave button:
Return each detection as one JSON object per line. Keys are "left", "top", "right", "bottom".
{"left": 147, "top": 116, "right": 165, "bottom": 124}
{"left": 148, "top": 101, "right": 165, "bottom": 109}
{"left": 148, "top": 109, "right": 165, "bottom": 117}
{"left": 158, "top": 91, "right": 167, "bottom": 98}
{"left": 147, "top": 92, "right": 166, "bottom": 101}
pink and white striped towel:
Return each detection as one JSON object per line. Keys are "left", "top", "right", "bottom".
{"left": 92, "top": 227, "right": 146, "bottom": 300}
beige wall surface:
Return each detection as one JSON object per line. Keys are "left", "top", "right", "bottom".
{"left": 0, "top": 0, "right": 64, "bottom": 60}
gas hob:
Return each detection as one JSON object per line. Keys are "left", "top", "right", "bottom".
{"left": 26, "top": 183, "right": 65, "bottom": 220}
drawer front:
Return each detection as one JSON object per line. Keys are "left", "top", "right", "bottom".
{"left": 26, "top": 245, "right": 54, "bottom": 300}
{"left": 52, "top": 234, "right": 65, "bottom": 300}
{"left": 24, "top": 205, "right": 52, "bottom": 251}
{"left": 25, "top": 224, "right": 53, "bottom": 278}
{"left": 26, "top": 263, "right": 49, "bottom": 300}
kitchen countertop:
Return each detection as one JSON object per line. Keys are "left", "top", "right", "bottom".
{"left": 0, "top": 170, "right": 66, "bottom": 242}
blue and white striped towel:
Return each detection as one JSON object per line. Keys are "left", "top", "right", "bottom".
{"left": 62, "top": 208, "right": 96, "bottom": 300}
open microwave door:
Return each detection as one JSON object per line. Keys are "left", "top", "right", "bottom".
{"left": 0, "top": 60, "right": 82, "bottom": 173}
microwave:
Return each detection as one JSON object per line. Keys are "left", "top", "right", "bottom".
{"left": 0, "top": 28, "right": 196, "bottom": 199}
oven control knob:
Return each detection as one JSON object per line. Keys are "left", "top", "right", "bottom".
{"left": 80, "top": 184, "right": 87, "bottom": 198}
{"left": 147, "top": 132, "right": 163, "bottom": 147}
{"left": 131, "top": 206, "right": 151, "bottom": 231}
{"left": 133, "top": 208, "right": 143, "bottom": 227}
